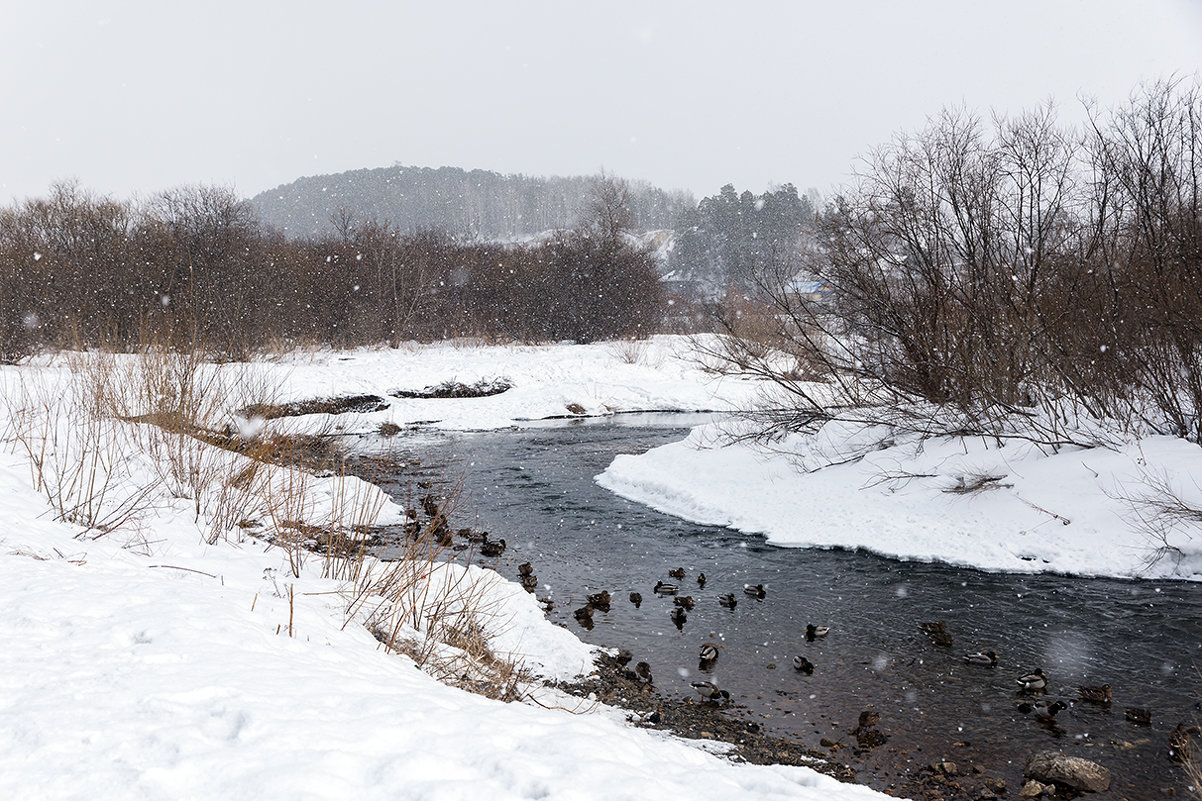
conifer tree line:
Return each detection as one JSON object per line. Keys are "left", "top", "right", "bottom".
{"left": 0, "top": 178, "right": 666, "bottom": 361}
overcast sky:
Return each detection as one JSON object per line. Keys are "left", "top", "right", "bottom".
{"left": 3, "top": 1, "right": 1200, "bottom": 204}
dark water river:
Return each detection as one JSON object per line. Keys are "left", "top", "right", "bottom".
{"left": 364, "top": 415, "right": 1200, "bottom": 798}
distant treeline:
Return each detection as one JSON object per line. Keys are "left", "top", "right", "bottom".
{"left": 0, "top": 180, "right": 668, "bottom": 361}
{"left": 250, "top": 165, "right": 696, "bottom": 240}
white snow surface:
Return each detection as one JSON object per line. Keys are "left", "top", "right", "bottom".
{"left": 599, "top": 420, "right": 1202, "bottom": 581}
{"left": 0, "top": 339, "right": 888, "bottom": 801}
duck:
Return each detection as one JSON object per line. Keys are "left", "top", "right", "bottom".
{"left": 668, "top": 567, "right": 686, "bottom": 580}
{"left": 1028, "top": 699, "right": 1068, "bottom": 723}
{"left": 519, "top": 574, "right": 539, "bottom": 592}
{"left": 805, "top": 624, "right": 829, "bottom": 641}
{"left": 1016, "top": 668, "right": 1048, "bottom": 691}
{"left": 690, "top": 680, "right": 730, "bottom": 704}
{"left": 629, "top": 591, "right": 642, "bottom": 608}
{"left": 927, "top": 631, "right": 954, "bottom": 647}
{"left": 1125, "top": 706, "right": 1152, "bottom": 726}
{"left": 962, "top": 650, "right": 999, "bottom": 667}
{"left": 698, "top": 642, "right": 719, "bottom": 666}
{"left": 1168, "top": 723, "right": 1202, "bottom": 763}
{"left": 673, "top": 595, "right": 696, "bottom": 611}
{"left": 669, "top": 607, "right": 687, "bottom": 629}
{"left": 634, "top": 661, "right": 653, "bottom": 684}
{"left": 718, "top": 593, "right": 738, "bottom": 609}
{"left": 653, "top": 581, "right": 678, "bottom": 596}
{"left": 792, "top": 655, "right": 815, "bottom": 674}
{"left": 573, "top": 605, "right": 594, "bottom": 629}
{"left": 478, "top": 537, "right": 506, "bottom": 558}
{"left": 917, "top": 620, "right": 947, "bottom": 634}
{"left": 696, "top": 572, "right": 707, "bottom": 588}
{"left": 1076, "top": 684, "right": 1112, "bottom": 704}
{"left": 517, "top": 562, "right": 534, "bottom": 577}
{"left": 586, "top": 590, "right": 611, "bottom": 611}
{"left": 743, "top": 583, "right": 766, "bottom": 600}
{"left": 614, "top": 648, "right": 633, "bottom": 666}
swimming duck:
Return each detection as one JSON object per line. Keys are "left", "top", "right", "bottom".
{"left": 927, "top": 631, "right": 954, "bottom": 647}
{"left": 673, "top": 595, "right": 695, "bottom": 611}
{"left": 669, "top": 607, "right": 687, "bottom": 629}
{"left": 962, "top": 650, "right": 999, "bottom": 667}
{"left": 517, "top": 562, "right": 534, "bottom": 577}
{"left": 792, "top": 655, "right": 815, "bottom": 674}
{"left": 573, "top": 605, "right": 594, "bottom": 629}
{"left": 917, "top": 620, "right": 946, "bottom": 634}
{"left": 690, "top": 680, "right": 730, "bottom": 704}
{"left": 586, "top": 590, "right": 611, "bottom": 611}
{"left": 805, "top": 624, "right": 829, "bottom": 641}
{"left": 1029, "top": 699, "right": 1068, "bottom": 723}
{"left": 744, "top": 584, "right": 766, "bottom": 600}
{"left": 1017, "top": 668, "right": 1048, "bottom": 691}
{"left": 696, "top": 572, "right": 707, "bottom": 588}
{"left": 698, "top": 642, "right": 719, "bottom": 668}
{"left": 718, "top": 593, "right": 738, "bottom": 609}
{"left": 629, "top": 591, "right": 643, "bottom": 608}
{"left": 1125, "top": 707, "right": 1152, "bottom": 726}
{"left": 653, "top": 581, "right": 678, "bottom": 596}
{"left": 478, "top": 537, "right": 506, "bottom": 558}
{"left": 1168, "top": 723, "right": 1202, "bottom": 763}
{"left": 668, "top": 567, "right": 686, "bottom": 580}
{"left": 1076, "top": 684, "right": 1112, "bottom": 704}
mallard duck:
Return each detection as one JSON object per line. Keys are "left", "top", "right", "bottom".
{"left": 629, "top": 591, "right": 642, "bottom": 608}
{"left": 744, "top": 583, "right": 766, "bottom": 599}
{"left": 1168, "top": 723, "right": 1202, "bottom": 763}
{"left": 634, "top": 661, "right": 653, "bottom": 684}
{"left": 917, "top": 620, "right": 946, "bottom": 634}
{"left": 698, "top": 642, "right": 719, "bottom": 667}
{"left": 669, "top": 607, "right": 687, "bottom": 629}
{"left": 653, "top": 581, "right": 678, "bottom": 596}
{"left": 928, "top": 631, "right": 954, "bottom": 647}
{"left": 718, "top": 593, "right": 738, "bottom": 609}
{"left": 479, "top": 537, "right": 506, "bottom": 558}
{"left": 673, "top": 595, "right": 695, "bottom": 611}
{"left": 1017, "top": 668, "right": 1048, "bottom": 691}
{"left": 668, "top": 567, "right": 686, "bottom": 580}
{"left": 963, "top": 650, "right": 998, "bottom": 667}
{"left": 1077, "top": 684, "right": 1112, "bottom": 704}
{"left": 517, "top": 562, "right": 534, "bottom": 577}
{"left": 519, "top": 574, "right": 538, "bottom": 592}
{"left": 690, "top": 680, "right": 730, "bottom": 704}
{"left": 805, "top": 624, "right": 829, "bottom": 641}
{"left": 792, "top": 655, "right": 815, "bottom": 674}
{"left": 573, "top": 605, "right": 594, "bottom": 629}
{"left": 1029, "top": 699, "right": 1068, "bottom": 723}
{"left": 696, "top": 572, "right": 707, "bottom": 588}
{"left": 1125, "top": 707, "right": 1152, "bottom": 726}
{"left": 586, "top": 590, "right": 611, "bottom": 611}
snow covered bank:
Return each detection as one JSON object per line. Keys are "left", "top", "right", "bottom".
{"left": 0, "top": 342, "right": 891, "bottom": 801}
{"left": 598, "top": 420, "right": 1202, "bottom": 581}
{"left": 253, "top": 335, "right": 759, "bottom": 433}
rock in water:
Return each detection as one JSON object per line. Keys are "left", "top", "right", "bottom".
{"left": 1024, "top": 751, "right": 1111, "bottom": 793}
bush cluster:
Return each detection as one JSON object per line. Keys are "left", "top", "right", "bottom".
{"left": 0, "top": 183, "right": 665, "bottom": 360}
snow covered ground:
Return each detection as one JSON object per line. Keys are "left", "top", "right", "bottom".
{"left": 3, "top": 334, "right": 1198, "bottom": 800}
{"left": 0, "top": 339, "right": 888, "bottom": 801}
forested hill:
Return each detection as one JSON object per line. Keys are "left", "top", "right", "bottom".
{"left": 249, "top": 165, "right": 695, "bottom": 240}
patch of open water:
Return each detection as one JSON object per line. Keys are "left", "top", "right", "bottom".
{"left": 363, "top": 416, "right": 1200, "bottom": 798}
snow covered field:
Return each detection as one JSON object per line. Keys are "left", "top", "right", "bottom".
{"left": 0, "top": 339, "right": 886, "bottom": 801}
{"left": 2, "top": 335, "right": 1198, "bottom": 800}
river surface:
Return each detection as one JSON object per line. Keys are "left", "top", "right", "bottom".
{"left": 362, "top": 415, "right": 1201, "bottom": 798}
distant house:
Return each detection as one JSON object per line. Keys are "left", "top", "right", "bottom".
{"left": 784, "top": 276, "right": 834, "bottom": 303}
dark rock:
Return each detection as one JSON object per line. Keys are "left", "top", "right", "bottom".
{"left": 1024, "top": 750, "right": 1111, "bottom": 793}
